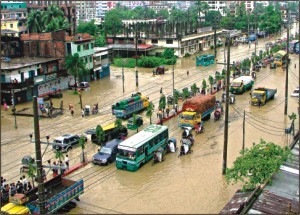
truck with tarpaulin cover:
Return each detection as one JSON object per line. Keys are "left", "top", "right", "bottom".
{"left": 112, "top": 92, "right": 149, "bottom": 119}
{"left": 250, "top": 87, "right": 277, "bottom": 106}
{"left": 178, "top": 95, "right": 216, "bottom": 128}
{"left": 1, "top": 175, "right": 84, "bottom": 214}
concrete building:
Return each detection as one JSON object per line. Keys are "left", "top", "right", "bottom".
{"left": 204, "top": 1, "right": 227, "bottom": 16}
{"left": 75, "top": 1, "right": 96, "bottom": 22}
{"left": 95, "top": 1, "right": 108, "bottom": 21}
{"left": 93, "top": 47, "right": 112, "bottom": 80}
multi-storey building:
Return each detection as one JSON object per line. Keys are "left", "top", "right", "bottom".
{"left": 204, "top": 1, "right": 228, "bottom": 16}
{"left": 75, "top": 1, "right": 96, "bottom": 22}
{"left": 120, "top": 1, "right": 149, "bottom": 9}
{"left": 1, "top": 1, "right": 28, "bottom": 37}
{"left": 95, "top": 1, "right": 107, "bottom": 21}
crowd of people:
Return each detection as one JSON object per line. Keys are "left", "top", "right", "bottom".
{"left": 1, "top": 175, "right": 32, "bottom": 205}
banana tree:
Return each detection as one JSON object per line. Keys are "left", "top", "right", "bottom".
{"left": 146, "top": 102, "right": 155, "bottom": 124}
{"left": 96, "top": 125, "right": 105, "bottom": 145}
{"left": 191, "top": 83, "right": 198, "bottom": 96}
{"left": 208, "top": 75, "right": 214, "bottom": 94}
{"left": 79, "top": 135, "right": 86, "bottom": 163}
{"left": 27, "top": 162, "right": 37, "bottom": 188}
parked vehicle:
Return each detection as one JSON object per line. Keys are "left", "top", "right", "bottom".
{"left": 248, "top": 34, "right": 257, "bottom": 42}
{"left": 52, "top": 134, "right": 86, "bottom": 152}
{"left": 178, "top": 95, "right": 216, "bottom": 128}
{"left": 291, "top": 88, "right": 299, "bottom": 97}
{"left": 1, "top": 175, "right": 83, "bottom": 214}
{"left": 79, "top": 82, "right": 90, "bottom": 89}
{"left": 90, "top": 123, "right": 128, "bottom": 145}
{"left": 274, "top": 50, "right": 287, "bottom": 66}
{"left": 112, "top": 92, "right": 149, "bottom": 118}
{"left": 196, "top": 54, "right": 215, "bottom": 66}
{"left": 127, "top": 115, "right": 143, "bottom": 130}
{"left": 116, "top": 124, "right": 169, "bottom": 172}
{"left": 250, "top": 87, "right": 277, "bottom": 106}
{"left": 92, "top": 139, "right": 123, "bottom": 165}
{"left": 230, "top": 76, "right": 254, "bottom": 94}
{"left": 153, "top": 66, "right": 166, "bottom": 75}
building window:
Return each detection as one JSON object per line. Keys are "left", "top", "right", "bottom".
{"left": 10, "top": 24, "right": 13, "bottom": 28}
{"left": 151, "top": 39, "right": 158, "bottom": 44}
{"left": 91, "top": 43, "right": 94, "bottom": 49}
{"left": 166, "top": 39, "right": 173, "bottom": 44}
{"left": 77, "top": 45, "right": 81, "bottom": 52}
{"left": 85, "top": 58, "right": 88, "bottom": 63}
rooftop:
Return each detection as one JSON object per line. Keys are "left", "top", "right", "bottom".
{"left": 2, "top": 57, "right": 61, "bottom": 70}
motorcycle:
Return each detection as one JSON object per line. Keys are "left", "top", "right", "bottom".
{"left": 214, "top": 108, "right": 223, "bottom": 121}
{"left": 167, "top": 138, "right": 177, "bottom": 153}
{"left": 182, "top": 127, "right": 194, "bottom": 145}
{"left": 178, "top": 139, "right": 193, "bottom": 157}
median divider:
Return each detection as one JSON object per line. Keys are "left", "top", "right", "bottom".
{"left": 63, "top": 159, "right": 91, "bottom": 177}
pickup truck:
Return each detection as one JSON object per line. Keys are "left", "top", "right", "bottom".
{"left": 1, "top": 175, "right": 84, "bottom": 214}
{"left": 250, "top": 87, "right": 277, "bottom": 106}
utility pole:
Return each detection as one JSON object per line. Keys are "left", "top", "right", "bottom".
{"left": 135, "top": 24, "right": 139, "bottom": 87}
{"left": 78, "top": 90, "right": 83, "bottom": 110}
{"left": 214, "top": 19, "right": 217, "bottom": 59}
{"left": 242, "top": 110, "right": 245, "bottom": 150}
{"left": 248, "top": 11, "right": 250, "bottom": 48}
{"left": 284, "top": 8, "right": 290, "bottom": 115}
{"left": 12, "top": 90, "right": 17, "bottom": 129}
{"left": 172, "top": 63, "right": 175, "bottom": 108}
{"left": 33, "top": 96, "right": 46, "bottom": 214}
{"left": 222, "top": 32, "right": 231, "bottom": 175}
{"left": 254, "top": 12, "right": 257, "bottom": 57}
{"left": 122, "top": 60, "right": 125, "bottom": 93}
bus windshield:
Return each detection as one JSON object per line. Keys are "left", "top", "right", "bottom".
{"left": 118, "top": 149, "right": 136, "bottom": 160}
{"left": 231, "top": 82, "right": 241, "bottom": 87}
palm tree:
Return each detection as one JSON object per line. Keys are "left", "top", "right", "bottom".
{"left": 159, "top": 94, "right": 166, "bottom": 118}
{"left": 65, "top": 53, "right": 88, "bottom": 93}
{"left": 191, "top": 83, "right": 198, "bottom": 96}
{"left": 146, "top": 102, "right": 154, "bottom": 124}
{"left": 42, "top": 5, "right": 64, "bottom": 27}
{"left": 174, "top": 90, "right": 179, "bottom": 106}
{"left": 56, "top": 16, "right": 70, "bottom": 30}
{"left": 79, "top": 135, "right": 86, "bottom": 163}
{"left": 95, "top": 125, "right": 105, "bottom": 145}
{"left": 55, "top": 150, "right": 64, "bottom": 163}
{"left": 132, "top": 114, "right": 139, "bottom": 133}
{"left": 115, "top": 118, "right": 123, "bottom": 131}
{"left": 27, "top": 162, "right": 37, "bottom": 188}
{"left": 208, "top": 75, "right": 214, "bottom": 94}
{"left": 182, "top": 88, "right": 189, "bottom": 100}
{"left": 202, "top": 79, "right": 207, "bottom": 94}
{"left": 26, "top": 9, "right": 43, "bottom": 33}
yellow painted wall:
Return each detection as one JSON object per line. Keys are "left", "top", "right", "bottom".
{"left": 1, "top": 20, "right": 20, "bottom": 36}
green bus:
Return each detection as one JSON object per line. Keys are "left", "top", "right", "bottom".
{"left": 116, "top": 124, "right": 169, "bottom": 172}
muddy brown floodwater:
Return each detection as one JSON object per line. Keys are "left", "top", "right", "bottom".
{"left": 1, "top": 29, "right": 299, "bottom": 214}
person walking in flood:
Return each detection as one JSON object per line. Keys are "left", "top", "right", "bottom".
{"left": 3, "top": 102, "right": 8, "bottom": 111}
{"left": 187, "top": 70, "right": 189, "bottom": 76}
{"left": 71, "top": 107, "right": 74, "bottom": 116}
{"left": 166, "top": 106, "right": 170, "bottom": 118}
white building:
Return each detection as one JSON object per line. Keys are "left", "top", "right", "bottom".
{"left": 76, "top": 1, "right": 96, "bottom": 22}
{"left": 204, "top": 1, "right": 228, "bottom": 16}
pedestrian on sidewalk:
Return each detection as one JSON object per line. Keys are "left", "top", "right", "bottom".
{"left": 65, "top": 154, "right": 69, "bottom": 170}
{"left": 166, "top": 106, "right": 170, "bottom": 118}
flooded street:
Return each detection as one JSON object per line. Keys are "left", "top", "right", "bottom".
{"left": 1, "top": 31, "right": 299, "bottom": 213}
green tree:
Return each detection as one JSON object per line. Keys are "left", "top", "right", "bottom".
{"left": 288, "top": 112, "right": 297, "bottom": 135}
{"left": 95, "top": 34, "right": 107, "bottom": 47}
{"left": 191, "top": 83, "right": 198, "bottom": 96}
{"left": 146, "top": 102, "right": 155, "bottom": 124}
{"left": 56, "top": 16, "right": 70, "bottom": 30}
{"left": 55, "top": 150, "right": 64, "bottom": 163}
{"left": 208, "top": 75, "right": 214, "bottom": 93}
{"left": 202, "top": 79, "right": 207, "bottom": 91}
{"left": 159, "top": 94, "right": 166, "bottom": 118}
{"left": 157, "top": 9, "right": 169, "bottom": 19}
{"left": 174, "top": 90, "right": 179, "bottom": 105}
{"left": 161, "top": 48, "right": 175, "bottom": 59}
{"left": 77, "top": 20, "right": 98, "bottom": 36}
{"left": 132, "top": 114, "right": 139, "bottom": 133}
{"left": 115, "top": 118, "right": 123, "bottom": 131}
{"left": 103, "top": 9, "right": 123, "bottom": 36}
{"left": 182, "top": 88, "right": 190, "bottom": 100}
{"left": 26, "top": 9, "right": 43, "bottom": 33}
{"left": 79, "top": 135, "right": 86, "bottom": 163}
{"left": 42, "top": 5, "right": 64, "bottom": 27}
{"left": 27, "top": 161, "right": 37, "bottom": 188}
{"left": 95, "top": 125, "right": 105, "bottom": 145}
{"left": 225, "top": 139, "right": 291, "bottom": 191}
{"left": 65, "top": 53, "right": 88, "bottom": 93}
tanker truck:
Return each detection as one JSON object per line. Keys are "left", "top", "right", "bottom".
{"left": 178, "top": 94, "right": 216, "bottom": 128}
{"left": 112, "top": 92, "right": 149, "bottom": 119}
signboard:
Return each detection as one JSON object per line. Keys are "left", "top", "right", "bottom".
{"left": 45, "top": 73, "right": 57, "bottom": 82}
{"left": 34, "top": 75, "right": 45, "bottom": 85}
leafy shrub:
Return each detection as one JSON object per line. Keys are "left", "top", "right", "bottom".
{"left": 184, "top": 52, "right": 191, "bottom": 57}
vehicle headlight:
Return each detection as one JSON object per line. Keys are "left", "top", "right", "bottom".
{"left": 101, "top": 159, "right": 107, "bottom": 163}
{"left": 92, "top": 157, "right": 95, "bottom": 161}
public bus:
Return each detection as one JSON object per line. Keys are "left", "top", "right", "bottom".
{"left": 116, "top": 124, "right": 168, "bottom": 172}
{"left": 196, "top": 54, "right": 215, "bottom": 66}
{"left": 289, "top": 40, "right": 299, "bottom": 54}
{"left": 274, "top": 50, "right": 287, "bottom": 66}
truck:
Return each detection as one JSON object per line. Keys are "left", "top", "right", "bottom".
{"left": 178, "top": 94, "right": 216, "bottom": 128}
{"left": 1, "top": 175, "right": 84, "bottom": 214}
{"left": 250, "top": 87, "right": 277, "bottom": 106}
{"left": 112, "top": 92, "right": 149, "bottom": 119}
{"left": 230, "top": 76, "right": 254, "bottom": 94}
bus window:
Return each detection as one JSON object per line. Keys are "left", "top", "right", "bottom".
{"left": 150, "top": 140, "right": 155, "bottom": 148}
{"left": 137, "top": 147, "right": 144, "bottom": 156}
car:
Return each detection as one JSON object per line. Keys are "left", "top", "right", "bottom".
{"left": 291, "top": 88, "right": 299, "bottom": 97}
{"left": 91, "top": 123, "right": 128, "bottom": 145}
{"left": 127, "top": 115, "right": 143, "bottom": 130}
{"left": 79, "top": 82, "right": 90, "bottom": 89}
{"left": 92, "top": 139, "right": 123, "bottom": 165}
{"left": 52, "top": 134, "right": 87, "bottom": 152}
{"left": 83, "top": 128, "right": 96, "bottom": 141}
